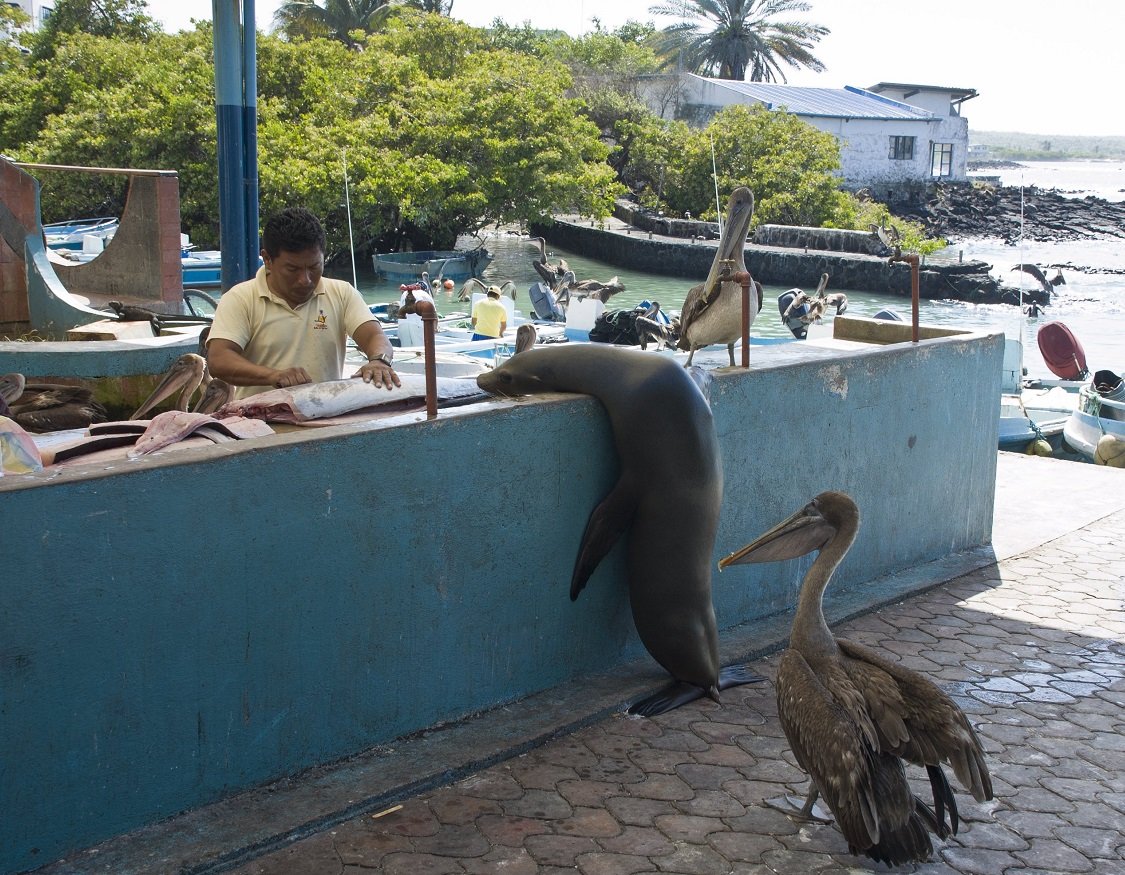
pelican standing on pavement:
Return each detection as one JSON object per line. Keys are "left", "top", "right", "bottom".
{"left": 677, "top": 187, "right": 760, "bottom": 366}
{"left": 719, "top": 491, "right": 993, "bottom": 865}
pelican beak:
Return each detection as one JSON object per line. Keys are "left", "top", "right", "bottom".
{"left": 131, "top": 354, "right": 206, "bottom": 419}
{"left": 718, "top": 503, "right": 831, "bottom": 570}
{"left": 193, "top": 378, "right": 234, "bottom": 415}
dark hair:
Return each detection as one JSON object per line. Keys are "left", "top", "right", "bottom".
{"left": 261, "top": 207, "right": 326, "bottom": 258}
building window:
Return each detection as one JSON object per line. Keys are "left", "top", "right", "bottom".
{"left": 931, "top": 142, "right": 953, "bottom": 177}
{"left": 889, "top": 136, "right": 914, "bottom": 160}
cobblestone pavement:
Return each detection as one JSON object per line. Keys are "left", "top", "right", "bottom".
{"left": 228, "top": 511, "right": 1125, "bottom": 875}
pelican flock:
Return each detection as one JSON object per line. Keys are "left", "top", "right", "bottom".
{"left": 720, "top": 491, "right": 993, "bottom": 865}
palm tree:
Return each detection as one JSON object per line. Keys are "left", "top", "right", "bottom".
{"left": 648, "top": 0, "right": 828, "bottom": 82}
{"left": 273, "top": 0, "right": 394, "bottom": 48}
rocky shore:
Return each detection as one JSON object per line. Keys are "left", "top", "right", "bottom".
{"left": 889, "top": 180, "right": 1125, "bottom": 272}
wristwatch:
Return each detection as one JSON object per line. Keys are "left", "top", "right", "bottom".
{"left": 370, "top": 353, "right": 393, "bottom": 367}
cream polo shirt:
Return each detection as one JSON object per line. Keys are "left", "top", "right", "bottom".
{"left": 208, "top": 267, "right": 375, "bottom": 399}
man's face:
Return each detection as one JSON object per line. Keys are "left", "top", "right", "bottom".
{"left": 263, "top": 246, "right": 324, "bottom": 306}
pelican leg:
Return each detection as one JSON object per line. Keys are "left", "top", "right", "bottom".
{"left": 726, "top": 342, "right": 736, "bottom": 367}
{"left": 766, "top": 786, "right": 834, "bottom": 824}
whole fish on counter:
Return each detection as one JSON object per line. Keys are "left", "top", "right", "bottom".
{"left": 217, "top": 374, "right": 489, "bottom": 424}
{"left": 127, "top": 411, "right": 275, "bottom": 458}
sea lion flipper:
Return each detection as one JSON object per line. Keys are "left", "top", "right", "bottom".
{"left": 570, "top": 483, "right": 636, "bottom": 601}
{"left": 717, "top": 663, "right": 766, "bottom": 690}
{"left": 627, "top": 682, "right": 706, "bottom": 717}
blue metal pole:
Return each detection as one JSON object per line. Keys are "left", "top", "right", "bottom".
{"left": 241, "top": 0, "right": 260, "bottom": 277}
{"left": 213, "top": 0, "right": 248, "bottom": 290}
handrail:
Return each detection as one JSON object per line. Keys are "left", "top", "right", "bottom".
{"left": 13, "top": 162, "right": 177, "bottom": 178}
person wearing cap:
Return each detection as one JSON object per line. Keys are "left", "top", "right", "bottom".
{"left": 471, "top": 285, "right": 508, "bottom": 340}
{"left": 207, "top": 207, "right": 400, "bottom": 399}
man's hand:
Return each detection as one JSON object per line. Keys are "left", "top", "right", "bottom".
{"left": 272, "top": 367, "right": 313, "bottom": 388}
{"left": 356, "top": 360, "right": 401, "bottom": 390}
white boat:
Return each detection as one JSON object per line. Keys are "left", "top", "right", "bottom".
{"left": 42, "top": 217, "right": 118, "bottom": 250}
{"left": 1062, "top": 378, "right": 1125, "bottom": 461}
{"left": 998, "top": 339, "right": 1081, "bottom": 452}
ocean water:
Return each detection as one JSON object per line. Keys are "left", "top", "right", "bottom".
{"left": 351, "top": 160, "right": 1125, "bottom": 381}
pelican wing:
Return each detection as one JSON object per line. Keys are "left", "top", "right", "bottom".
{"left": 777, "top": 649, "right": 881, "bottom": 847}
{"left": 838, "top": 639, "right": 993, "bottom": 803}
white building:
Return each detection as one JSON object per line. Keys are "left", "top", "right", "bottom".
{"left": 6, "top": 0, "right": 53, "bottom": 29}
{"left": 642, "top": 74, "right": 978, "bottom": 201}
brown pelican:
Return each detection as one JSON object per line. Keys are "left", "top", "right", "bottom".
{"left": 677, "top": 187, "right": 759, "bottom": 367}
{"left": 570, "top": 275, "right": 626, "bottom": 304}
{"left": 870, "top": 219, "right": 902, "bottom": 256}
{"left": 131, "top": 353, "right": 233, "bottom": 419}
{"left": 531, "top": 237, "right": 569, "bottom": 286}
{"left": 635, "top": 302, "right": 678, "bottom": 351}
{"left": 1, "top": 372, "right": 25, "bottom": 417}
{"left": 1011, "top": 263, "right": 1065, "bottom": 296}
{"left": 4, "top": 380, "right": 108, "bottom": 432}
{"left": 514, "top": 323, "right": 537, "bottom": 354}
{"left": 457, "top": 278, "right": 517, "bottom": 302}
{"left": 719, "top": 491, "right": 993, "bottom": 865}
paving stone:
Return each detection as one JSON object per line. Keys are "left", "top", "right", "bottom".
{"left": 652, "top": 814, "right": 729, "bottom": 843}
{"left": 1055, "top": 826, "right": 1125, "bottom": 859}
{"left": 427, "top": 792, "right": 503, "bottom": 825}
{"left": 555, "top": 806, "right": 623, "bottom": 838}
{"left": 606, "top": 795, "right": 679, "bottom": 826}
{"left": 674, "top": 763, "right": 741, "bottom": 790}
{"left": 523, "top": 833, "right": 600, "bottom": 867}
{"left": 941, "top": 846, "right": 1021, "bottom": 874}
{"left": 1013, "top": 837, "right": 1097, "bottom": 872}
{"left": 596, "top": 824, "right": 677, "bottom": 856}
{"left": 558, "top": 778, "right": 625, "bottom": 807}
{"left": 411, "top": 822, "right": 490, "bottom": 858}
{"left": 460, "top": 845, "right": 539, "bottom": 875}
{"left": 380, "top": 851, "right": 464, "bottom": 874}
{"left": 650, "top": 842, "right": 731, "bottom": 874}
{"left": 501, "top": 788, "right": 574, "bottom": 820}
{"left": 475, "top": 813, "right": 551, "bottom": 846}
{"left": 573, "top": 851, "right": 656, "bottom": 875}
{"left": 674, "top": 789, "right": 747, "bottom": 818}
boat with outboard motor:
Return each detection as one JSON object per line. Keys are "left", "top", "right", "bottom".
{"left": 372, "top": 246, "right": 493, "bottom": 283}
{"left": 1062, "top": 370, "right": 1125, "bottom": 462}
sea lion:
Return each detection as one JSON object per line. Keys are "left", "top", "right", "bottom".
{"left": 477, "top": 345, "right": 762, "bottom": 715}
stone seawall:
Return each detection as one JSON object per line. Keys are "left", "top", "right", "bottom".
{"left": 532, "top": 216, "right": 1041, "bottom": 305}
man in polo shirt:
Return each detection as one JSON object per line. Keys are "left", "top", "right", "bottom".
{"left": 207, "top": 207, "right": 400, "bottom": 399}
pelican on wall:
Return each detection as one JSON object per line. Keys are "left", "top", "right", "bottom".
{"left": 719, "top": 491, "right": 993, "bottom": 865}
{"left": 132, "top": 353, "right": 233, "bottom": 419}
{"left": 676, "top": 187, "right": 761, "bottom": 366}
{"left": 1, "top": 373, "right": 108, "bottom": 433}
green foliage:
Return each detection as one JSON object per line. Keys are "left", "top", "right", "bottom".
{"left": 273, "top": 0, "right": 396, "bottom": 48}
{"left": 26, "top": 0, "right": 158, "bottom": 60}
{"left": 648, "top": 0, "right": 827, "bottom": 82}
{"left": 626, "top": 104, "right": 850, "bottom": 228}
{"left": 842, "top": 197, "right": 944, "bottom": 255}
{"left": 1, "top": 13, "right": 621, "bottom": 257}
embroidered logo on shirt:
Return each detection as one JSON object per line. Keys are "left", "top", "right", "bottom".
{"left": 313, "top": 309, "right": 328, "bottom": 330}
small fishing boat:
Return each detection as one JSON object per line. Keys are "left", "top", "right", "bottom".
{"left": 1062, "top": 373, "right": 1125, "bottom": 461}
{"left": 372, "top": 247, "right": 493, "bottom": 283}
{"left": 42, "top": 217, "right": 119, "bottom": 250}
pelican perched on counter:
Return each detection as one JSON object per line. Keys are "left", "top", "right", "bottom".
{"left": 676, "top": 187, "right": 760, "bottom": 366}
{"left": 1, "top": 374, "right": 108, "bottom": 432}
{"left": 131, "top": 353, "right": 233, "bottom": 419}
{"left": 719, "top": 491, "right": 992, "bottom": 866}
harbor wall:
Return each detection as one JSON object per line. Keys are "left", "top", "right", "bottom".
{"left": 0, "top": 328, "right": 1003, "bottom": 873}
{"left": 534, "top": 216, "right": 1027, "bottom": 304}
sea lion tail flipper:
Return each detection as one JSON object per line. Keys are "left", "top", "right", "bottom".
{"left": 717, "top": 663, "right": 766, "bottom": 690}
{"left": 569, "top": 484, "right": 636, "bottom": 600}
{"left": 627, "top": 681, "right": 706, "bottom": 717}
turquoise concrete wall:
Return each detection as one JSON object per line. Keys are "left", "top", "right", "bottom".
{"left": 0, "top": 331, "right": 1003, "bottom": 873}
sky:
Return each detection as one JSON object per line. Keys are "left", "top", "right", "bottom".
{"left": 144, "top": 0, "right": 1125, "bottom": 137}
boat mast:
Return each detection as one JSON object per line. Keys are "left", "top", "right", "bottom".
{"left": 342, "top": 148, "right": 358, "bottom": 289}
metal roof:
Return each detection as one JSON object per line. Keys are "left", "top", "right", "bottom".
{"left": 690, "top": 76, "right": 937, "bottom": 122}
